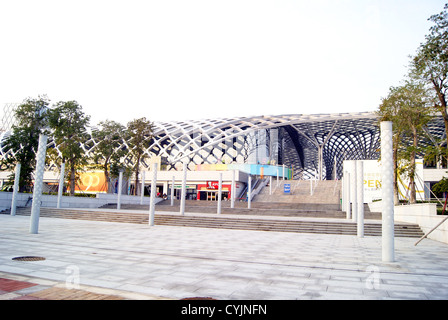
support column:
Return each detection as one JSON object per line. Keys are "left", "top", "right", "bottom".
{"left": 30, "top": 134, "right": 48, "bottom": 234}
{"left": 180, "top": 163, "right": 187, "bottom": 215}
{"left": 248, "top": 175, "right": 252, "bottom": 209}
{"left": 318, "top": 145, "right": 323, "bottom": 181}
{"left": 381, "top": 121, "right": 395, "bottom": 262}
{"left": 57, "top": 163, "right": 65, "bottom": 209}
{"left": 345, "top": 171, "right": 351, "bottom": 220}
{"left": 171, "top": 176, "right": 175, "bottom": 206}
{"left": 217, "top": 173, "right": 222, "bottom": 215}
{"left": 140, "top": 171, "right": 145, "bottom": 205}
{"left": 350, "top": 160, "right": 358, "bottom": 223}
{"left": 149, "top": 163, "right": 158, "bottom": 226}
{"left": 231, "top": 170, "right": 235, "bottom": 209}
{"left": 357, "top": 161, "right": 364, "bottom": 238}
{"left": 10, "top": 163, "right": 21, "bottom": 216}
{"left": 341, "top": 173, "right": 346, "bottom": 212}
{"left": 269, "top": 175, "right": 272, "bottom": 196}
{"left": 117, "top": 171, "right": 123, "bottom": 210}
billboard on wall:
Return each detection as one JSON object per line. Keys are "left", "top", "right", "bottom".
{"left": 67, "top": 171, "right": 107, "bottom": 194}
{"left": 345, "top": 160, "right": 425, "bottom": 203}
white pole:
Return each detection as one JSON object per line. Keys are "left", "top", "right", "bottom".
{"left": 217, "top": 172, "right": 222, "bottom": 214}
{"left": 149, "top": 163, "right": 158, "bottom": 226}
{"left": 57, "top": 162, "right": 65, "bottom": 209}
{"left": 10, "top": 163, "right": 21, "bottom": 216}
{"left": 171, "top": 175, "right": 175, "bottom": 206}
{"left": 357, "top": 161, "right": 364, "bottom": 238}
{"left": 248, "top": 175, "right": 252, "bottom": 209}
{"left": 345, "top": 172, "right": 351, "bottom": 220}
{"left": 381, "top": 121, "right": 395, "bottom": 262}
{"left": 180, "top": 163, "right": 187, "bottom": 215}
{"left": 140, "top": 171, "right": 145, "bottom": 205}
{"left": 277, "top": 169, "right": 279, "bottom": 187}
{"left": 117, "top": 171, "right": 123, "bottom": 210}
{"left": 30, "top": 134, "right": 48, "bottom": 234}
{"left": 350, "top": 161, "right": 358, "bottom": 223}
{"left": 269, "top": 175, "right": 272, "bottom": 195}
{"left": 341, "top": 172, "right": 345, "bottom": 211}
{"left": 282, "top": 164, "right": 285, "bottom": 180}
{"left": 231, "top": 170, "right": 235, "bottom": 209}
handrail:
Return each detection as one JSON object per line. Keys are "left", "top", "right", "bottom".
{"left": 415, "top": 196, "right": 448, "bottom": 246}
{"left": 333, "top": 178, "right": 339, "bottom": 196}
{"left": 415, "top": 216, "right": 448, "bottom": 246}
{"left": 415, "top": 173, "right": 444, "bottom": 207}
{"left": 292, "top": 180, "right": 301, "bottom": 193}
{"left": 250, "top": 177, "right": 269, "bottom": 201}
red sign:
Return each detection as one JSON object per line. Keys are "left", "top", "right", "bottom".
{"left": 206, "top": 181, "right": 219, "bottom": 189}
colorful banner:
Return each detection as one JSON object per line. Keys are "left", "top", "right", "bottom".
{"left": 195, "top": 164, "right": 292, "bottom": 179}
{"left": 69, "top": 171, "right": 107, "bottom": 193}
{"left": 348, "top": 160, "right": 425, "bottom": 202}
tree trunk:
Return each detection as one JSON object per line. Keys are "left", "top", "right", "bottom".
{"left": 393, "top": 146, "right": 400, "bottom": 205}
{"left": 410, "top": 126, "right": 418, "bottom": 204}
{"left": 134, "top": 155, "right": 140, "bottom": 196}
{"left": 70, "top": 161, "right": 76, "bottom": 197}
{"left": 103, "top": 160, "right": 110, "bottom": 193}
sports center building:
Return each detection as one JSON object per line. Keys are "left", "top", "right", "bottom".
{"left": 1, "top": 106, "right": 447, "bottom": 202}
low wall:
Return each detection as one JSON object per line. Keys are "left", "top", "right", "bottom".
{"left": 394, "top": 203, "right": 448, "bottom": 244}
{"left": 0, "top": 192, "right": 31, "bottom": 211}
{"left": 96, "top": 193, "right": 162, "bottom": 206}
{"left": 370, "top": 201, "right": 448, "bottom": 245}
{"left": 0, "top": 192, "right": 162, "bottom": 211}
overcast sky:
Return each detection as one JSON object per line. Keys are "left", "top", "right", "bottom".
{"left": 0, "top": 0, "right": 446, "bottom": 125}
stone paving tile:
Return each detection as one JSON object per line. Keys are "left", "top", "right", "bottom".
{"left": 0, "top": 277, "right": 37, "bottom": 292}
{"left": 29, "top": 287, "right": 125, "bottom": 300}
{"left": 0, "top": 292, "right": 22, "bottom": 300}
{"left": 1, "top": 214, "right": 448, "bottom": 300}
{"left": 0, "top": 277, "right": 126, "bottom": 300}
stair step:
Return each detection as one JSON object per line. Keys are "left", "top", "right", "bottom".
{"left": 254, "top": 180, "right": 343, "bottom": 206}
{"left": 3, "top": 207, "right": 424, "bottom": 238}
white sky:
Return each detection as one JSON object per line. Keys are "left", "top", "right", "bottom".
{"left": 0, "top": 0, "right": 446, "bottom": 125}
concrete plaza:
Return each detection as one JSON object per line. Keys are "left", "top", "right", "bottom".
{"left": 1, "top": 213, "right": 448, "bottom": 300}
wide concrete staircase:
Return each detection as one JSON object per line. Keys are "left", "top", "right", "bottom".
{"left": 3, "top": 206, "right": 424, "bottom": 238}
{"left": 254, "top": 179, "right": 342, "bottom": 205}
{"left": 150, "top": 199, "right": 381, "bottom": 220}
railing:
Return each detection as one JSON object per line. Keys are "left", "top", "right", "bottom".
{"left": 247, "top": 177, "right": 269, "bottom": 202}
{"left": 415, "top": 216, "right": 448, "bottom": 246}
{"left": 415, "top": 195, "right": 448, "bottom": 246}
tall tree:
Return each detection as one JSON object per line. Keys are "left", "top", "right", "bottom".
{"left": 377, "top": 87, "right": 408, "bottom": 205}
{"left": 377, "top": 82, "right": 431, "bottom": 204}
{"left": 126, "top": 117, "right": 154, "bottom": 196}
{"left": 0, "top": 95, "right": 49, "bottom": 191}
{"left": 91, "top": 120, "right": 126, "bottom": 193}
{"left": 395, "top": 81, "right": 432, "bottom": 204}
{"left": 410, "top": 3, "right": 448, "bottom": 149}
{"left": 48, "top": 101, "right": 90, "bottom": 196}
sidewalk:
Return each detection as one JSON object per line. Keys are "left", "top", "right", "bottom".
{"left": 0, "top": 272, "right": 166, "bottom": 300}
{"left": 1, "top": 213, "right": 448, "bottom": 300}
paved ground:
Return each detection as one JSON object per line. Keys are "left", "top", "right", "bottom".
{"left": 1, "top": 213, "right": 448, "bottom": 300}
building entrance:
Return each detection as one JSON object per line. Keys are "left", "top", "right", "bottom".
{"left": 198, "top": 190, "right": 229, "bottom": 201}
{"left": 173, "top": 188, "right": 197, "bottom": 200}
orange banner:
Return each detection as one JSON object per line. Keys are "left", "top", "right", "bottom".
{"left": 71, "top": 171, "right": 107, "bottom": 193}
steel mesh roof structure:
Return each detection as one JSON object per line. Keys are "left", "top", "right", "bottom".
{"left": 1, "top": 109, "right": 446, "bottom": 180}
{"left": 147, "top": 112, "right": 383, "bottom": 180}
